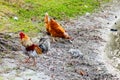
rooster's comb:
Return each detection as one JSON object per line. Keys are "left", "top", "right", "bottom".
{"left": 19, "top": 32, "right": 25, "bottom": 36}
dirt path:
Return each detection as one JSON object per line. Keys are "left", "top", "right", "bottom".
{"left": 1, "top": 0, "right": 120, "bottom": 80}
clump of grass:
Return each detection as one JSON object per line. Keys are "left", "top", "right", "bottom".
{"left": 0, "top": 76, "right": 4, "bottom": 80}
{"left": 0, "top": 0, "right": 110, "bottom": 35}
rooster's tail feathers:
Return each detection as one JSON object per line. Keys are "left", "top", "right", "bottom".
{"left": 35, "top": 46, "right": 42, "bottom": 54}
{"left": 38, "top": 38, "right": 50, "bottom": 53}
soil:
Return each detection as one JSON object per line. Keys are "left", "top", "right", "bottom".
{"left": 0, "top": 0, "right": 120, "bottom": 80}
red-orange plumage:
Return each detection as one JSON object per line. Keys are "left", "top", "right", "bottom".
{"left": 44, "top": 13, "right": 72, "bottom": 39}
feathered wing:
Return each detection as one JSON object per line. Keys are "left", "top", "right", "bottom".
{"left": 49, "top": 19, "right": 71, "bottom": 39}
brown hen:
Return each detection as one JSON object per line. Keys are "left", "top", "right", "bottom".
{"left": 44, "top": 13, "right": 72, "bottom": 41}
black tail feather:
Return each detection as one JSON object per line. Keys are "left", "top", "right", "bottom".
{"left": 39, "top": 38, "right": 50, "bottom": 53}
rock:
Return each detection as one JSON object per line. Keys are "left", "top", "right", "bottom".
{"left": 85, "top": 12, "right": 90, "bottom": 17}
{"left": 13, "top": 16, "right": 18, "bottom": 20}
{"left": 115, "top": 16, "right": 117, "bottom": 18}
{"left": 68, "top": 49, "right": 83, "bottom": 58}
{"left": 110, "top": 29, "right": 118, "bottom": 32}
{"left": 75, "top": 69, "right": 87, "bottom": 76}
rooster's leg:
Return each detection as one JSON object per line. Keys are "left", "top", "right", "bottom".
{"left": 24, "top": 57, "right": 31, "bottom": 63}
{"left": 51, "top": 37, "right": 56, "bottom": 43}
{"left": 32, "top": 58, "right": 37, "bottom": 66}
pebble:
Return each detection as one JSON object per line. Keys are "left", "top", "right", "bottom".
{"left": 68, "top": 49, "right": 83, "bottom": 58}
{"left": 85, "top": 12, "right": 90, "bottom": 17}
{"left": 13, "top": 16, "right": 18, "bottom": 20}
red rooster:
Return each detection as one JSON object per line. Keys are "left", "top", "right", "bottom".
{"left": 19, "top": 32, "right": 50, "bottom": 66}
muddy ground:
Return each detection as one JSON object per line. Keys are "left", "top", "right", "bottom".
{"left": 1, "top": 0, "right": 120, "bottom": 80}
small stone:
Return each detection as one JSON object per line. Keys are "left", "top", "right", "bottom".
{"left": 85, "top": 12, "right": 90, "bottom": 17}
{"left": 75, "top": 69, "right": 86, "bottom": 76}
{"left": 115, "top": 16, "right": 117, "bottom": 18}
{"left": 49, "top": 67, "right": 55, "bottom": 71}
{"left": 68, "top": 40, "right": 73, "bottom": 43}
{"left": 68, "top": 49, "right": 83, "bottom": 58}
{"left": 28, "top": 78, "right": 31, "bottom": 80}
{"left": 110, "top": 29, "right": 117, "bottom": 32}
{"left": 13, "top": 16, "right": 18, "bottom": 20}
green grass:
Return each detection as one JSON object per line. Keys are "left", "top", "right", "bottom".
{"left": 0, "top": 0, "right": 110, "bottom": 35}
{"left": 0, "top": 76, "right": 3, "bottom": 80}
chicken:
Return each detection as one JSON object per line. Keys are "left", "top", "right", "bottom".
{"left": 19, "top": 32, "right": 50, "bottom": 66}
{"left": 44, "top": 13, "right": 72, "bottom": 41}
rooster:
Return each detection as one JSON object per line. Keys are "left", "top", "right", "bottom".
{"left": 19, "top": 32, "right": 50, "bottom": 66}
{"left": 44, "top": 13, "right": 72, "bottom": 41}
